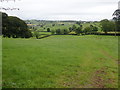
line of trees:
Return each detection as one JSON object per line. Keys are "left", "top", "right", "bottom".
{"left": 50, "top": 19, "right": 118, "bottom": 36}
{"left": 2, "top": 9, "right": 119, "bottom": 39}
{"left": 50, "top": 24, "right": 98, "bottom": 35}
{"left": 51, "top": 29, "right": 70, "bottom": 35}
{"left": 2, "top": 12, "right": 32, "bottom": 38}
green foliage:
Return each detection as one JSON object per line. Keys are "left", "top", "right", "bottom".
{"left": 72, "top": 25, "right": 77, "bottom": 31}
{"left": 63, "top": 29, "right": 69, "bottom": 35}
{"left": 83, "top": 25, "right": 98, "bottom": 35}
{"left": 47, "top": 28, "right": 50, "bottom": 32}
{"left": 34, "top": 31, "right": 40, "bottom": 39}
{"left": 2, "top": 12, "right": 32, "bottom": 38}
{"left": 113, "top": 9, "right": 120, "bottom": 32}
{"left": 115, "top": 21, "right": 120, "bottom": 32}
{"left": 76, "top": 21, "right": 81, "bottom": 25}
{"left": 92, "top": 26, "right": 98, "bottom": 32}
{"left": 69, "top": 27, "right": 72, "bottom": 32}
{"left": 89, "top": 25, "right": 98, "bottom": 34}
{"left": 83, "top": 26, "right": 91, "bottom": 34}
{"left": 56, "top": 29, "right": 61, "bottom": 35}
{"left": 51, "top": 30, "right": 55, "bottom": 35}
{"left": 75, "top": 26, "right": 82, "bottom": 35}
{"left": 60, "top": 29, "right": 64, "bottom": 35}
{"left": 100, "top": 19, "right": 115, "bottom": 34}
{"left": 25, "top": 19, "right": 118, "bottom": 36}
{"left": 55, "top": 29, "right": 70, "bottom": 35}
{"left": 52, "top": 24, "right": 55, "bottom": 26}
{"left": 113, "top": 9, "right": 120, "bottom": 20}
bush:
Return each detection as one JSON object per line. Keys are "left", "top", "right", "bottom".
{"left": 55, "top": 29, "right": 69, "bottom": 35}
{"left": 63, "top": 29, "right": 69, "bottom": 35}
{"left": 56, "top": 29, "right": 61, "bottom": 35}
{"left": 75, "top": 27, "right": 82, "bottom": 35}
{"left": 34, "top": 31, "right": 40, "bottom": 39}
{"left": 47, "top": 28, "right": 50, "bottom": 32}
{"left": 51, "top": 30, "right": 55, "bottom": 35}
{"left": 83, "top": 26, "right": 91, "bottom": 35}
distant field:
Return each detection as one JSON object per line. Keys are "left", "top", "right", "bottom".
{"left": 39, "top": 32, "right": 51, "bottom": 35}
{"left": 2, "top": 35, "right": 119, "bottom": 88}
{"left": 27, "top": 20, "right": 102, "bottom": 33}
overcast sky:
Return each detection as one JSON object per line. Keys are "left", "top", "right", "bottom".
{"left": 0, "top": 0, "right": 119, "bottom": 21}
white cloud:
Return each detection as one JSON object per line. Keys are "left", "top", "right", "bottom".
{"left": 0, "top": 0, "right": 119, "bottom": 21}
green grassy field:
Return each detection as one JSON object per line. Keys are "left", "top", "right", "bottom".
{"left": 2, "top": 35, "right": 119, "bottom": 88}
{"left": 27, "top": 20, "right": 101, "bottom": 33}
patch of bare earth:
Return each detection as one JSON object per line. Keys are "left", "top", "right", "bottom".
{"left": 91, "top": 66, "right": 117, "bottom": 88}
{"left": 91, "top": 67, "right": 106, "bottom": 88}
{"left": 57, "top": 50, "right": 118, "bottom": 88}
{"left": 89, "top": 50, "right": 118, "bottom": 88}
{"left": 57, "top": 71, "right": 87, "bottom": 88}
{"left": 116, "top": 59, "right": 120, "bottom": 65}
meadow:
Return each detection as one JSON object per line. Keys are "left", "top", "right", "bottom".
{"left": 27, "top": 20, "right": 101, "bottom": 32}
{"left": 2, "top": 35, "right": 119, "bottom": 88}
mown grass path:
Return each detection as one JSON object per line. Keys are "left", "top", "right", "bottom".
{"left": 2, "top": 35, "right": 119, "bottom": 88}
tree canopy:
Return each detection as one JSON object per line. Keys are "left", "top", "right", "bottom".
{"left": 100, "top": 19, "right": 115, "bottom": 34}
{"left": 2, "top": 12, "right": 32, "bottom": 38}
{"left": 113, "top": 9, "right": 120, "bottom": 32}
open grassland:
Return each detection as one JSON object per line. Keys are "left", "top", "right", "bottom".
{"left": 2, "top": 35, "right": 119, "bottom": 88}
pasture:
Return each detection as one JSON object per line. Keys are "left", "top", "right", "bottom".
{"left": 27, "top": 20, "right": 101, "bottom": 33}
{"left": 2, "top": 35, "right": 119, "bottom": 88}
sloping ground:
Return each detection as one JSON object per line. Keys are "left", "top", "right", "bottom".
{"left": 2, "top": 35, "right": 118, "bottom": 88}
{"left": 56, "top": 49, "right": 118, "bottom": 88}
{"left": 91, "top": 66, "right": 117, "bottom": 88}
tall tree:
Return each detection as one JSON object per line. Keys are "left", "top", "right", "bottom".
{"left": 100, "top": 19, "right": 115, "bottom": 34}
{"left": 2, "top": 12, "right": 9, "bottom": 37}
{"left": 113, "top": 9, "right": 120, "bottom": 36}
{"left": 2, "top": 12, "right": 32, "bottom": 38}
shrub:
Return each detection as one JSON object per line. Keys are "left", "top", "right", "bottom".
{"left": 51, "top": 30, "right": 55, "bottom": 35}
{"left": 56, "top": 29, "right": 61, "bottom": 35}
{"left": 47, "top": 28, "right": 51, "bottom": 32}
{"left": 34, "top": 31, "right": 40, "bottom": 39}
{"left": 63, "top": 29, "right": 69, "bottom": 35}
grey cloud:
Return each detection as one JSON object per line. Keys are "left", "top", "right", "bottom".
{"left": 0, "top": 0, "right": 119, "bottom": 21}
